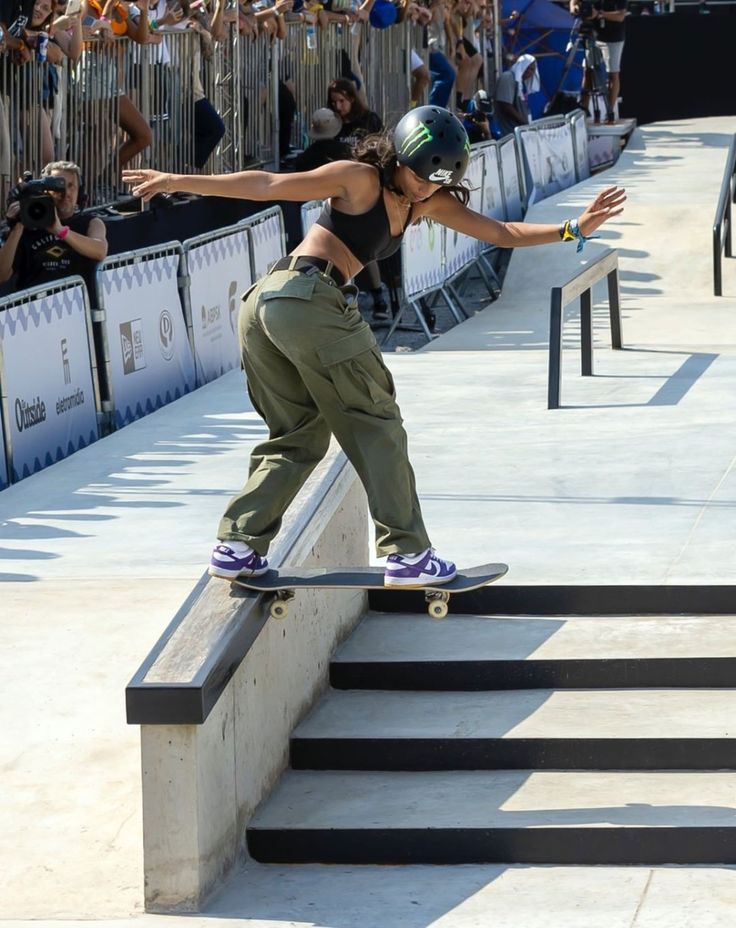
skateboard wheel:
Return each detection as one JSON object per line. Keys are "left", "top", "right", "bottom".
{"left": 428, "top": 601, "right": 448, "bottom": 620}
{"left": 270, "top": 601, "right": 289, "bottom": 620}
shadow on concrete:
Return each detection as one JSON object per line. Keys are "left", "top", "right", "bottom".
{"left": 204, "top": 862, "right": 509, "bottom": 928}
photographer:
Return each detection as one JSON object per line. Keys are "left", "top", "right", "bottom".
{"left": 463, "top": 88, "right": 493, "bottom": 143}
{"left": 569, "top": 0, "right": 627, "bottom": 124}
{"left": 0, "top": 160, "right": 108, "bottom": 295}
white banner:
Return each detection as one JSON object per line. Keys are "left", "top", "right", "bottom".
{"left": 499, "top": 136, "right": 523, "bottom": 221}
{"left": 537, "top": 122, "right": 577, "bottom": 194}
{"left": 444, "top": 149, "right": 484, "bottom": 276}
{"left": 301, "top": 199, "right": 324, "bottom": 238}
{"left": 401, "top": 218, "right": 445, "bottom": 298}
{"left": 184, "top": 227, "right": 251, "bottom": 386}
{"left": 0, "top": 280, "right": 99, "bottom": 482}
{"left": 246, "top": 207, "right": 286, "bottom": 279}
{"left": 518, "top": 122, "right": 577, "bottom": 206}
{"left": 98, "top": 250, "right": 196, "bottom": 429}
{"left": 570, "top": 111, "right": 590, "bottom": 182}
{"left": 482, "top": 144, "right": 504, "bottom": 221}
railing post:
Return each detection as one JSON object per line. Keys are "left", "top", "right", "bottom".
{"left": 580, "top": 288, "right": 593, "bottom": 376}
{"left": 714, "top": 227, "right": 723, "bottom": 297}
{"left": 548, "top": 288, "right": 563, "bottom": 410}
{"left": 607, "top": 266, "right": 624, "bottom": 349}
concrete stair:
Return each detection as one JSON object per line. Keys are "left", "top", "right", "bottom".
{"left": 246, "top": 611, "right": 736, "bottom": 865}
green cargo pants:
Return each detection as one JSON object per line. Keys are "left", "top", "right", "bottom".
{"left": 217, "top": 266, "right": 432, "bottom": 557}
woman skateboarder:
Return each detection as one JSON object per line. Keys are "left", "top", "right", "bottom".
{"left": 123, "top": 106, "right": 625, "bottom": 589}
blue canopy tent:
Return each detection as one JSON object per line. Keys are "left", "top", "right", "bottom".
{"left": 501, "top": 0, "right": 582, "bottom": 118}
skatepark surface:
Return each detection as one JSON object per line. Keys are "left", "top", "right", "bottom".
{"left": 2, "top": 116, "right": 736, "bottom": 927}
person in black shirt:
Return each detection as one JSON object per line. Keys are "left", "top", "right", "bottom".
{"left": 327, "top": 78, "right": 382, "bottom": 151}
{"left": 570, "top": 0, "right": 627, "bottom": 123}
{"left": 293, "top": 108, "right": 351, "bottom": 173}
{"left": 0, "top": 160, "right": 108, "bottom": 295}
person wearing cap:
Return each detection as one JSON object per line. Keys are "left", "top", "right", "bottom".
{"left": 293, "top": 108, "right": 351, "bottom": 173}
{"left": 122, "top": 106, "right": 625, "bottom": 589}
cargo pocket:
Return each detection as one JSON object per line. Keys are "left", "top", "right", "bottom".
{"left": 259, "top": 276, "right": 317, "bottom": 303}
{"left": 316, "top": 325, "right": 398, "bottom": 419}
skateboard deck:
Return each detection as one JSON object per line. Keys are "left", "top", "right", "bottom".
{"left": 233, "top": 563, "right": 508, "bottom": 619}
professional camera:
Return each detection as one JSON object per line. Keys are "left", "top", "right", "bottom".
{"left": 10, "top": 173, "right": 67, "bottom": 231}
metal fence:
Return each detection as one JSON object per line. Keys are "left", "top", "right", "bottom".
{"left": 0, "top": 20, "right": 424, "bottom": 208}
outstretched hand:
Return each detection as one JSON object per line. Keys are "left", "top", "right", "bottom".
{"left": 577, "top": 186, "right": 626, "bottom": 237}
{"left": 122, "top": 169, "right": 171, "bottom": 201}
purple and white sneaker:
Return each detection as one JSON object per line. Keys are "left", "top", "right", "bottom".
{"left": 208, "top": 541, "right": 269, "bottom": 580}
{"left": 384, "top": 548, "right": 457, "bottom": 588}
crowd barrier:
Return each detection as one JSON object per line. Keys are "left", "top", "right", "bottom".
{"left": 181, "top": 223, "right": 252, "bottom": 386}
{"left": 95, "top": 242, "right": 196, "bottom": 429}
{"left": 0, "top": 110, "right": 596, "bottom": 486}
{"left": 0, "top": 277, "right": 102, "bottom": 483}
{"left": 0, "top": 19, "right": 421, "bottom": 210}
{"left": 515, "top": 113, "right": 579, "bottom": 210}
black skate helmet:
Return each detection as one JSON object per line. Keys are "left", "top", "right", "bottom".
{"left": 393, "top": 106, "right": 470, "bottom": 187}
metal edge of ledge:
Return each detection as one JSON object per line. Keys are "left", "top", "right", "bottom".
{"left": 125, "top": 572, "right": 269, "bottom": 726}
{"left": 125, "top": 444, "right": 356, "bottom": 727}
{"left": 369, "top": 585, "right": 736, "bottom": 616}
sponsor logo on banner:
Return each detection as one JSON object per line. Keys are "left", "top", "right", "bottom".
{"left": 61, "top": 337, "right": 71, "bottom": 385}
{"left": 56, "top": 388, "right": 85, "bottom": 416}
{"left": 158, "top": 309, "right": 175, "bottom": 361}
{"left": 120, "top": 319, "right": 146, "bottom": 374}
{"left": 15, "top": 396, "right": 47, "bottom": 432}
{"left": 201, "top": 303, "right": 222, "bottom": 331}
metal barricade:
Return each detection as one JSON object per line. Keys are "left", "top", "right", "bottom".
{"left": 0, "top": 53, "right": 48, "bottom": 205}
{"left": 67, "top": 37, "right": 122, "bottom": 207}
{"left": 361, "top": 21, "right": 419, "bottom": 128}
{"left": 280, "top": 22, "right": 352, "bottom": 151}
{"left": 123, "top": 28, "right": 197, "bottom": 175}
{"left": 204, "top": 28, "right": 275, "bottom": 173}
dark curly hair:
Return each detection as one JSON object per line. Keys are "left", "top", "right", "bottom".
{"left": 353, "top": 132, "right": 471, "bottom": 206}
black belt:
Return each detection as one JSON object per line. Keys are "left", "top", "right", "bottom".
{"left": 270, "top": 255, "right": 345, "bottom": 288}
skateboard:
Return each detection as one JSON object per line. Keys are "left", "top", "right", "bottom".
{"left": 232, "top": 563, "right": 508, "bottom": 620}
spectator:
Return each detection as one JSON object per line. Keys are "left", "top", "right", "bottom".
{"left": 494, "top": 52, "right": 538, "bottom": 138}
{"left": 452, "top": 0, "right": 482, "bottom": 112}
{"left": 0, "top": 160, "right": 108, "bottom": 294}
{"left": 293, "top": 107, "right": 349, "bottom": 172}
{"left": 327, "top": 77, "right": 381, "bottom": 149}
{"left": 82, "top": 0, "right": 153, "bottom": 169}
{"left": 463, "top": 88, "right": 492, "bottom": 143}
{"left": 409, "top": 48, "right": 429, "bottom": 108}
{"left": 326, "top": 77, "right": 386, "bottom": 321}
{"left": 426, "top": 0, "right": 455, "bottom": 108}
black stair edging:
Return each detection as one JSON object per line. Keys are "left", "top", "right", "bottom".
{"left": 289, "top": 737, "right": 736, "bottom": 772}
{"left": 368, "top": 585, "right": 736, "bottom": 615}
{"left": 247, "top": 826, "right": 736, "bottom": 865}
{"left": 330, "top": 657, "right": 736, "bottom": 690}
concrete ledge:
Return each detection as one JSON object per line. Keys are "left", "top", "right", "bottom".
{"left": 126, "top": 440, "right": 369, "bottom": 912}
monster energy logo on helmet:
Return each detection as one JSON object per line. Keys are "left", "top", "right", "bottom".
{"left": 393, "top": 105, "right": 470, "bottom": 187}
{"left": 399, "top": 122, "right": 434, "bottom": 158}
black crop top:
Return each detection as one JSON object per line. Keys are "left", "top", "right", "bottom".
{"left": 314, "top": 172, "right": 413, "bottom": 265}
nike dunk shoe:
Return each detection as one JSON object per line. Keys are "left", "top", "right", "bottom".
{"left": 208, "top": 541, "right": 269, "bottom": 580}
{"left": 384, "top": 548, "right": 457, "bottom": 588}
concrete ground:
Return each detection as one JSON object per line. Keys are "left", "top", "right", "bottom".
{"left": 1, "top": 116, "right": 736, "bottom": 927}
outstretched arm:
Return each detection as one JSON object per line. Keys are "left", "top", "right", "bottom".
{"left": 122, "top": 161, "right": 362, "bottom": 203}
{"left": 423, "top": 186, "right": 626, "bottom": 247}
